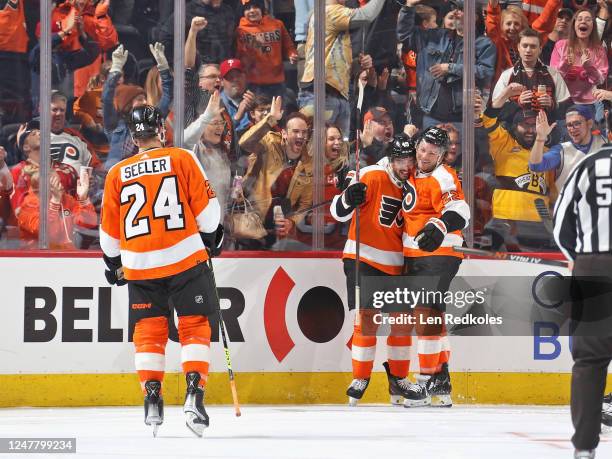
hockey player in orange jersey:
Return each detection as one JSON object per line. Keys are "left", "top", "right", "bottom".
{"left": 401, "top": 126, "right": 470, "bottom": 408}
{"left": 331, "top": 134, "right": 417, "bottom": 406}
{"left": 99, "top": 105, "right": 223, "bottom": 437}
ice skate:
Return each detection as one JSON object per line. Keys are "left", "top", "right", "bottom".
{"left": 603, "top": 393, "right": 612, "bottom": 430}
{"left": 401, "top": 374, "right": 431, "bottom": 408}
{"left": 184, "top": 372, "right": 209, "bottom": 437}
{"left": 382, "top": 361, "right": 414, "bottom": 406}
{"left": 574, "top": 450, "right": 595, "bottom": 459}
{"left": 346, "top": 378, "right": 370, "bottom": 406}
{"left": 143, "top": 380, "right": 164, "bottom": 437}
{"left": 426, "top": 363, "right": 452, "bottom": 407}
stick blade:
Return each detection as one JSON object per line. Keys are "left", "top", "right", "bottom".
{"left": 534, "top": 198, "right": 554, "bottom": 234}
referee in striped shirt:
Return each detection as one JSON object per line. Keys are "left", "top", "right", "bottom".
{"left": 554, "top": 145, "right": 612, "bottom": 459}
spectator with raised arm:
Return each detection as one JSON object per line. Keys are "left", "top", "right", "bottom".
{"left": 239, "top": 96, "right": 313, "bottom": 241}
{"left": 486, "top": 0, "right": 561, "bottom": 84}
{"left": 71, "top": 0, "right": 118, "bottom": 98}
{"left": 529, "top": 105, "right": 607, "bottom": 196}
{"left": 299, "top": 0, "right": 385, "bottom": 135}
{"left": 184, "top": 90, "right": 233, "bottom": 217}
{"left": 102, "top": 43, "right": 173, "bottom": 169}
{"left": 479, "top": 89, "right": 556, "bottom": 251}
{"left": 550, "top": 8, "right": 608, "bottom": 113}
{"left": 159, "top": 0, "right": 236, "bottom": 64}
{"left": 16, "top": 162, "right": 96, "bottom": 249}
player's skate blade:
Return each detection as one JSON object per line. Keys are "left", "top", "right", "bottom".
{"left": 346, "top": 378, "right": 370, "bottom": 406}
{"left": 383, "top": 362, "right": 414, "bottom": 406}
{"left": 143, "top": 380, "right": 164, "bottom": 437}
{"left": 427, "top": 363, "right": 452, "bottom": 407}
{"left": 431, "top": 394, "right": 453, "bottom": 407}
{"left": 403, "top": 376, "right": 431, "bottom": 408}
{"left": 184, "top": 372, "right": 209, "bottom": 437}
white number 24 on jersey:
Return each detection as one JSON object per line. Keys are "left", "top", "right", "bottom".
{"left": 121, "top": 176, "right": 185, "bottom": 239}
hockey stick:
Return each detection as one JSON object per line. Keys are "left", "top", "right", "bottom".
{"left": 354, "top": 78, "right": 366, "bottom": 324}
{"left": 287, "top": 198, "right": 334, "bottom": 218}
{"left": 207, "top": 254, "right": 241, "bottom": 417}
{"left": 453, "top": 246, "right": 569, "bottom": 267}
{"left": 534, "top": 198, "right": 554, "bottom": 234}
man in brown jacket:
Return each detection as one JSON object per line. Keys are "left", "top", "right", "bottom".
{"left": 239, "top": 96, "right": 313, "bottom": 243}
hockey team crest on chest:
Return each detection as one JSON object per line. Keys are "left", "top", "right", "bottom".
{"left": 379, "top": 195, "right": 403, "bottom": 227}
{"left": 402, "top": 180, "right": 417, "bottom": 213}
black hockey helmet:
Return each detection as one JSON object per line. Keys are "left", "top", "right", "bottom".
{"left": 128, "top": 105, "right": 164, "bottom": 140}
{"left": 389, "top": 133, "right": 416, "bottom": 160}
{"left": 418, "top": 126, "right": 450, "bottom": 153}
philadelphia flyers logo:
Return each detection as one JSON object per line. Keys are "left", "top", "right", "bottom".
{"left": 0, "top": 0, "right": 19, "bottom": 10}
{"left": 379, "top": 195, "right": 402, "bottom": 227}
{"left": 402, "top": 180, "right": 417, "bottom": 213}
{"left": 50, "top": 143, "right": 80, "bottom": 162}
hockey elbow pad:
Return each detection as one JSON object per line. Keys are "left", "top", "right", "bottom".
{"left": 103, "top": 254, "right": 127, "bottom": 286}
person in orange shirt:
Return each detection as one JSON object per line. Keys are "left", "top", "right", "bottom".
{"left": 486, "top": 0, "right": 561, "bottom": 84}
{"left": 69, "top": 0, "right": 118, "bottom": 98}
{"left": 401, "top": 126, "right": 470, "bottom": 408}
{"left": 331, "top": 134, "right": 416, "bottom": 406}
{"left": 16, "top": 161, "right": 97, "bottom": 249}
{"left": 99, "top": 105, "right": 223, "bottom": 437}
{"left": 0, "top": 0, "right": 31, "bottom": 121}
{"left": 235, "top": 0, "right": 297, "bottom": 98}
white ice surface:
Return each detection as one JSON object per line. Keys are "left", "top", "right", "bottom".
{"left": 1, "top": 405, "right": 611, "bottom": 458}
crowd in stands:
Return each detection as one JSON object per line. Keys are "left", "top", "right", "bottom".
{"left": 2, "top": 0, "right": 612, "bottom": 253}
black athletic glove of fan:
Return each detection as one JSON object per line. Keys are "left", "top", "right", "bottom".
{"left": 201, "top": 224, "right": 224, "bottom": 257}
{"left": 344, "top": 182, "right": 367, "bottom": 207}
{"left": 415, "top": 218, "right": 447, "bottom": 252}
{"left": 103, "top": 254, "right": 127, "bottom": 286}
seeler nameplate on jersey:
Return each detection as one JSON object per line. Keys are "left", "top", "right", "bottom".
{"left": 120, "top": 156, "right": 171, "bottom": 182}
{"left": 358, "top": 274, "right": 612, "bottom": 337}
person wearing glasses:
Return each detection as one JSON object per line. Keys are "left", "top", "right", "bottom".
{"left": 529, "top": 105, "right": 607, "bottom": 194}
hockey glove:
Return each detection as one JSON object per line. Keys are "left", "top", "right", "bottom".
{"left": 103, "top": 254, "right": 127, "bottom": 286}
{"left": 200, "top": 224, "right": 224, "bottom": 257}
{"left": 415, "top": 218, "right": 446, "bottom": 252}
{"left": 344, "top": 182, "right": 367, "bottom": 207}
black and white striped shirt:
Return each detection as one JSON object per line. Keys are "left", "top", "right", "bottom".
{"left": 554, "top": 146, "right": 612, "bottom": 261}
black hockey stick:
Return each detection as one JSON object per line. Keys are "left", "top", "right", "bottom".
{"left": 453, "top": 246, "right": 569, "bottom": 267}
{"left": 207, "top": 254, "right": 241, "bottom": 417}
{"left": 287, "top": 198, "right": 334, "bottom": 218}
{"left": 354, "top": 78, "right": 366, "bottom": 324}
{"left": 534, "top": 198, "right": 554, "bottom": 234}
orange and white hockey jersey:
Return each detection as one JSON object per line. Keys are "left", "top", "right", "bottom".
{"left": 331, "top": 164, "right": 404, "bottom": 274}
{"left": 100, "top": 147, "right": 220, "bottom": 281}
{"left": 402, "top": 164, "right": 469, "bottom": 258}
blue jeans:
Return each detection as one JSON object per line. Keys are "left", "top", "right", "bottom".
{"left": 297, "top": 89, "right": 350, "bottom": 137}
{"left": 294, "top": 0, "right": 314, "bottom": 42}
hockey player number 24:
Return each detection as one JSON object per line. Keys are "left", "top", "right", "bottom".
{"left": 121, "top": 176, "right": 186, "bottom": 239}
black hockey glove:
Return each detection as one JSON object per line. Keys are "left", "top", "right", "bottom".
{"left": 201, "top": 224, "right": 224, "bottom": 257}
{"left": 344, "top": 182, "right": 367, "bottom": 207}
{"left": 103, "top": 254, "right": 127, "bottom": 286}
{"left": 415, "top": 218, "right": 446, "bottom": 252}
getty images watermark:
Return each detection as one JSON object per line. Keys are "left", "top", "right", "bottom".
{"left": 369, "top": 286, "right": 502, "bottom": 327}
{"left": 356, "top": 274, "right": 612, "bottom": 336}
